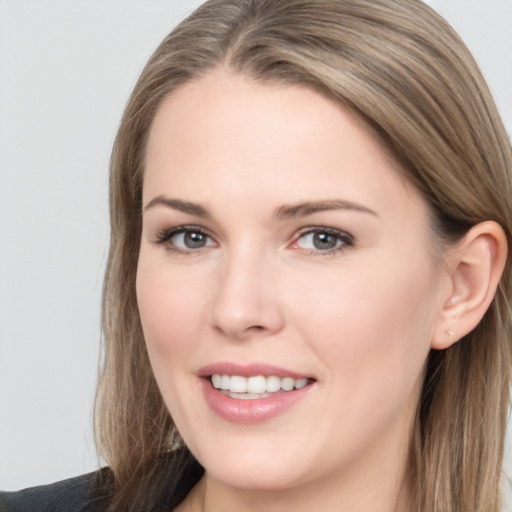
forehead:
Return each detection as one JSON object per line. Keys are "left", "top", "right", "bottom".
{"left": 144, "top": 69, "right": 425, "bottom": 224}
{"left": 148, "top": 71, "right": 388, "bottom": 159}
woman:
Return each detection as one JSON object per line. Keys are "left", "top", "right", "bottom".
{"left": 2, "top": 0, "right": 511, "bottom": 511}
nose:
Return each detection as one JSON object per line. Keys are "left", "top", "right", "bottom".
{"left": 209, "top": 250, "right": 285, "bottom": 340}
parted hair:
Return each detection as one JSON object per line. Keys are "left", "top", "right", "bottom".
{"left": 94, "top": 1, "right": 512, "bottom": 510}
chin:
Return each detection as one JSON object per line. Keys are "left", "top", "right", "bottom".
{"left": 204, "top": 461, "right": 305, "bottom": 492}
{"left": 187, "top": 431, "right": 320, "bottom": 492}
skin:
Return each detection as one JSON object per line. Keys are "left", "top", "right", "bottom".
{"left": 136, "top": 69, "right": 454, "bottom": 512}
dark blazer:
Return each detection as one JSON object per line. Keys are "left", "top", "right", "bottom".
{"left": 0, "top": 472, "right": 106, "bottom": 512}
{"left": 0, "top": 453, "right": 203, "bottom": 512}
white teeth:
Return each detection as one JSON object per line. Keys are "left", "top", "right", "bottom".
{"left": 295, "top": 378, "right": 308, "bottom": 389}
{"left": 247, "top": 375, "right": 266, "bottom": 394}
{"left": 229, "top": 375, "right": 247, "bottom": 393}
{"left": 228, "top": 391, "right": 271, "bottom": 400}
{"left": 211, "top": 374, "right": 310, "bottom": 396}
{"left": 281, "top": 377, "right": 295, "bottom": 391}
{"left": 266, "top": 375, "right": 281, "bottom": 393}
{"left": 211, "top": 374, "right": 222, "bottom": 388}
{"left": 220, "top": 375, "right": 230, "bottom": 390}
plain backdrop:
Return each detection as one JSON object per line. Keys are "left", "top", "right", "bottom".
{"left": 1, "top": 0, "right": 511, "bottom": 491}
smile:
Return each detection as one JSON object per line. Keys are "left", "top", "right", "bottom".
{"left": 210, "top": 374, "right": 309, "bottom": 399}
{"left": 199, "top": 364, "right": 315, "bottom": 424}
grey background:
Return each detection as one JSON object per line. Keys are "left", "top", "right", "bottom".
{"left": 1, "top": 0, "right": 511, "bottom": 490}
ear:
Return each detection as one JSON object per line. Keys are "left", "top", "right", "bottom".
{"left": 431, "top": 221, "right": 508, "bottom": 350}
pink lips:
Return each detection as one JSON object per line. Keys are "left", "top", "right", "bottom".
{"left": 198, "top": 362, "right": 310, "bottom": 379}
{"left": 198, "top": 362, "right": 314, "bottom": 424}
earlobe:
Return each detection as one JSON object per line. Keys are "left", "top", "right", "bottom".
{"left": 431, "top": 221, "right": 508, "bottom": 350}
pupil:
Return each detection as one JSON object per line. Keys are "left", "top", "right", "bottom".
{"left": 184, "top": 232, "right": 206, "bottom": 248}
{"left": 313, "top": 232, "right": 337, "bottom": 250}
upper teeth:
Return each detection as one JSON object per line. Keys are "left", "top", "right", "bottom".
{"left": 211, "top": 374, "right": 308, "bottom": 393}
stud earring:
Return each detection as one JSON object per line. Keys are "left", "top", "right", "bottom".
{"left": 445, "top": 328, "right": 455, "bottom": 340}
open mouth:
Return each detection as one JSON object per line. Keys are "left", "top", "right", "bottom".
{"left": 209, "top": 374, "right": 314, "bottom": 400}
{"left": 200, "top": 367, "right": 317, "bottom": 423}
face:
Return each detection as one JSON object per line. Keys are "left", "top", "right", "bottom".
{"left": 136, "top": 70, "right": 447, "bottom": 493}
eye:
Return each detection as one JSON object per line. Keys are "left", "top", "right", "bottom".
{"left": 153, "top": 226, "right": 216, "bottom": 252}
{"left": 293, "top": 228, "right": 353, "bottom": 254}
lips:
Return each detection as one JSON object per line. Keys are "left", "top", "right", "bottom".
{"left": 198, "top": 362, "right": 315, "bottom": 424}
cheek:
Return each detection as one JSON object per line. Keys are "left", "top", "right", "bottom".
{"left": 136, "top": 258, "right": 213, "bottom": 427}
{"left": 136, "top": 258, "right": 207, "bottom": 367}
{"left": 290, "top": 254, "right": 438, "bottom": 399}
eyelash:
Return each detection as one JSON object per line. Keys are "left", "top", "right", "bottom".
{"left": 152, "top": 225, "right": 354, "bottom": 256}
{"left": 153, "top": 225, "right": 215, "bottom": 255}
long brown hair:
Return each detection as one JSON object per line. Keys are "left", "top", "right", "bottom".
{"left": 95, "top": 1, "right": 512, "bottom": 510}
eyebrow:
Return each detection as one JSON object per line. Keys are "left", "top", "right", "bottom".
{"left": 143, "top": 196, "right": 211, "bottom": 218}
{"left": 274, "top": 199, "right": 378, "bottom": 220}
{"left": 143, "top": 196, "right": 377, "bottom": 220}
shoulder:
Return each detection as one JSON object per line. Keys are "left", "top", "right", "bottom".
{"left": 502, "top": 470, "right": 512, "bottom": 512}
{"left": 0, "top": 471, "right": 109, "bottom": 512}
